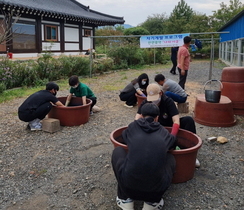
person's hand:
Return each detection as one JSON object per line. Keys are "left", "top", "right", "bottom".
{"left": 141, "top": 93, "right": 146, "bottom": 97}
{"left": 181, "top": 69, "right": 185, "bottom": 76}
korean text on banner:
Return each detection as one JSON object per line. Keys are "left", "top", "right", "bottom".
{"left": 140, "top": 33, "right": 190, "bottom": 48}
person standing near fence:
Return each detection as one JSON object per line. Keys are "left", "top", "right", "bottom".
{"left": 177, "top": 36, "right": 192, "bottom": 90}
{"left": 170, "top": 47, "right": 179, "bottom": 75}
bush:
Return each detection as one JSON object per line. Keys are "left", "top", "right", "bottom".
{"left": 93, "top": 58, "right": 114, "bottom": 74}
{"left": 58, "top": 56, "right": 90, "bottom": 77}
{"left": 0, "top": 82, "right": 6, "bottom": 93}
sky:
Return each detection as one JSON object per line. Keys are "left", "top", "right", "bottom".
{"left": 77, "top": 0, "right": 232, "bottom": 26}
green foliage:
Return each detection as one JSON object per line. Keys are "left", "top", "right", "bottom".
{"left": 95, "top": 26, "right": 123, "bottom": 46}
{"left": 0, "top": 82, "right": 6, "bottom": 93}
{"left": 139, "top": 13, "right": 167, "bottom": 35}
{"left": 93, "top": 58, "right": 114, "bottom": 74}
{"left": 106, "top": 41, "right": 166, "bottom": 68}
{"left": 186, "top": 13, "right": 210, "bottom": 34}
{"left": 210, "top": 0, "right": 244, "bottom": 30}
{"left": 0, "top": 55, "right": 90, "bottom": 90}
{"left": 124, "top": 27, "right": 150, "bottom": 36}
{"left": 57, "top": 56, "right": 90, "bottom": 77}
{"left": 165, "top": 0, "right": 194, "bottom": 34}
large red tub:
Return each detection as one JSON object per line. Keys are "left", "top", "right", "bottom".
{"left": 110, "top": 126, "right": 202, "bottom": 183}
{"left": 48, "top": 97, "right": 92, "bottom": 126}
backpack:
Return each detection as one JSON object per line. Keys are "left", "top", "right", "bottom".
{"left": 195, "top": 39, "right": 202, "bottom": 49}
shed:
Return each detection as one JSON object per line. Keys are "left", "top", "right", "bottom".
{"left": 218, "top": 9, "right": 244, "bottom": 66}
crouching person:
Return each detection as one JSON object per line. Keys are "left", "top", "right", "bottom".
{"left": 18, "top": 82, "right": 64, "bottom": 131}
{"left": 111, "top": 103, "right": 177, "bottom": 210}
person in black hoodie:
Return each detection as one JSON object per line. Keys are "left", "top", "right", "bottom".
{"left": 111, "top": 103, "right": 177, "bottom": 210}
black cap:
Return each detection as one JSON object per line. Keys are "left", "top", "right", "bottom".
{"left": 46, "top": 82, "right": 59, "bottom": 91}
{"left": 141, "top": 103, "right": 160, "bottom": 118}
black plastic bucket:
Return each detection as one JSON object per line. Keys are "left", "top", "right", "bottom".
{"left": 204, "top": 80, "right": 222, "bottom": 103}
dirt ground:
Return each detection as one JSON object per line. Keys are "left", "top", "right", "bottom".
{"left": 0, "top": 60, "right": 243, "bottom": 210}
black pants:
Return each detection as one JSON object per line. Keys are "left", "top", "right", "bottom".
{"left": 111, "top": 147, "right": 175, "bottom": 203}
{"left": 180, "top": 116, "right": 196, "bottom": 134}
{"left": 88, "top": 96, "right": 97, "bottom": 111}
{"left": 170, "top": 59, "right": 177, "bottom": 73}
{"left": 18, "top": 102, "right": 52, "bottom": 122}
{"left": 119, "top": 90, "right": 137, "bottom": 106}
{"left": 178, "top": 67, "right": 188, "bottom": 90}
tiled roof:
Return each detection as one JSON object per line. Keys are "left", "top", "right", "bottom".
{"left": 0, "top": 0, "right": 125, "bottom": 25}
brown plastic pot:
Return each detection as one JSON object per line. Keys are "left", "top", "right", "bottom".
{"left": 221, "top": 82, "right": 244, "bottom": 109}
{"left": 221, "top": 67, "right": 244, "bottom": 82}
{"left": 135, "top": 93, "right": 146, "bottom": 107}
{"left": 48, "top": 97, "right": 92, "bottom": 126}
{"left": 194, "top": 94, "right": 236, "bottom": 127}
{"left": 110, "top": 126, "right": 202, "bottom": 184}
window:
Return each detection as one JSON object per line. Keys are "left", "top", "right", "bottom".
{"left": 45, "top": 25, "right": 58, "bottom": 41}
{"left": 84, "top": 29, "right": 91, "bottom": 37}
{"left": 12, "top": 23, "right": 36, "bottom": 50}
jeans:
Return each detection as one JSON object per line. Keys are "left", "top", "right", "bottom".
{"left": 165, "top": 91, "right": 187, "bottom": 103}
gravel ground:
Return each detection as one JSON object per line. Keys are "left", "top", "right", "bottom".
{"left": 0, "top": 60, "right": 243, "bottom": 210}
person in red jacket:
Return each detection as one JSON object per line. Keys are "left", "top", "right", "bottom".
{"left": 112, "top": 103, "right": 177, "bottom": 210}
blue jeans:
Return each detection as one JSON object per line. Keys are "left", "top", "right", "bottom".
{"left": 165, "top": 91, "right": 187, "bottom": 103}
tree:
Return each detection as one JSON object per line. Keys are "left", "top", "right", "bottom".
{"left": 95, "top": 26, "right": 123, "bottom": 46}
{"left": 164, "top": 0, "right": 194, "bottom": 34}
{"left": 185, "top": 13, "right": 211, "bottom": 34}
{"left": 210, "top": 0, "right": 244, "bottom": 30}
{"left": 0, "top": 9, "right": 21, "bottom": 46}
{"left": 123, "top": 27, "right": 150, "bottom": 36}
{"left": 139, "top": 13, "right": 168, "bottom": 35}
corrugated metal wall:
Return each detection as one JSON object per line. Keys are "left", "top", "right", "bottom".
{"left": 220, "top": 15, "right": 244, "bottom": 42}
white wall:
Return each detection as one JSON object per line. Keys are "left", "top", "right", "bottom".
{"left": 65, "top": 43, "right": 79, "bottom": 50}
{"left": 83, "top": 37, "right": 92, "bottom": 51}
{"left": 65, "top": 27, "right": 79, "bottom": 42}
{"left": 42, "top": 42, "right": 60, "bottom": 51}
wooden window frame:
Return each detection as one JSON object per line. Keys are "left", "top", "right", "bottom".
{"left": 45, "top": 25, "right": 58, "bottom": 41}
{"left": 84, "top": 29, "right": 91, "bottom": 37}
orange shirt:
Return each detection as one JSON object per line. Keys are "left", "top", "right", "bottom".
{"left": 177, "top": 44, "right": 190, "bottom": 70}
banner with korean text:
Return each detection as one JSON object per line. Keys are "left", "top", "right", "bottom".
{"left": 140, "top": 33, "right": 190, "bottom": 48}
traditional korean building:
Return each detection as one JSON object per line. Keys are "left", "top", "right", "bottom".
{"left": 0, "top": 0, "right": 125, "bottom": 58}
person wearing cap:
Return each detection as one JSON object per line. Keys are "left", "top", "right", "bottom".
{"left": 135, "top": 83, "right": 195, "bottom": 134}
{"left": 119, "top": 73, "right": 149, "bottom": 108}
{"left": 135, "top": 83, "right": 200, "bottom": 167}
{"left": 112, "top": 103, "right": 177, "bottom": 210}
{"left": 154, "top": 74, "right": 187, "bottom": 103}
{"left": 18, "top": 82, "right": 64, "bottom": 131}
{"left": 65, "top": 75, "right": 97, "bottom": 115}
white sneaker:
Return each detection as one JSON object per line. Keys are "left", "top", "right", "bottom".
{"left": 29, "top": 122, "right": 42, "bottom": 131}
{"left": 142, "top": 198, "right": 164, "bottom": 210}
{"left": 195, "top": 159, "right": 200, "bottom": 168}
{"left": 124, "top": 103, "right": 133, "bottom": 108}
{"left": 116, "top": 196, "right": 134, "bottom": 210}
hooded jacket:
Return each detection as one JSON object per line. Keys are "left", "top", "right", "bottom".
{"left": 121, "top": 117, "right": 176, "bottom": 192}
